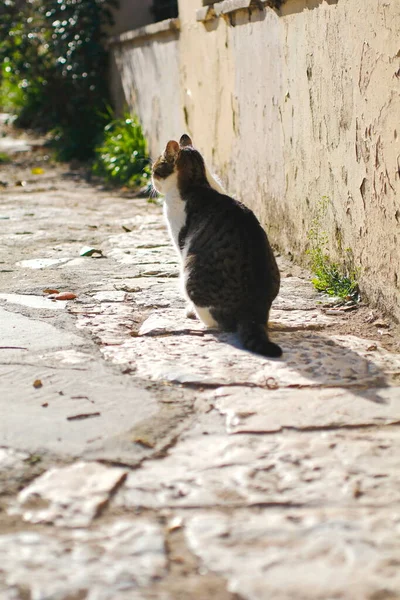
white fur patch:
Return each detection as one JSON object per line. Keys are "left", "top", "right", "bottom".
{"left": 195, "top": 306, "right": 218, "bottom": 328}
{"left": 163, "top": 174, "right": 186, "bottom": 258}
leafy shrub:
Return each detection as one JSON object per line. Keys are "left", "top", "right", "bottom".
{"left": 0, "top": 0, "right": 117, "bottom": 160}
{"left": 92, "top": 114, "right": 151, "bottom": 188}
{"left": 0, "top": 60, "right": 24, "bottom": 112}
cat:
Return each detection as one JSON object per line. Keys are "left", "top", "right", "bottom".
{"left": 151, "top": 134, "right": 282, "bottom": 358}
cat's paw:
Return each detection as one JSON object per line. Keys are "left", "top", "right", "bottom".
{"left": 185, "top": 304, "right": 197, "bottom": 320}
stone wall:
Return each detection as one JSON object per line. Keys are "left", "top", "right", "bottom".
{"left": 109, "top": 0, "right": 400, "bottom": 320}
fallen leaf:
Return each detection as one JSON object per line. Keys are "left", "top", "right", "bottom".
{"left": 54, "top": 292, "right": 77, "bottom": 301}
{"left": 33, "top": 379, "right": 43, "bottom": 389}
{"left": 42, "top": 403, "right": 48, "bottom": 408}
{"left": 134, "top": 436, "right": 155, "bottom": 448}
{"left": 366, "top": 344, "right": 378, "bottom": 351}
{"left": 15, "top": 180, "right": 27, "bottom": 187}
{"left": 31, "top": 167, "right": 44, "bottom": 175}
{"left": 80, "top": 246, "right": 103, "bottom": 257}
{"left": 43, "top": 288, "right": 60, "bottom": 295}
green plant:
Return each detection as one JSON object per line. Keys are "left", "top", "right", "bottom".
{"left": 92, "top": 114, "right": 151, "bottom": 188}
{"left": 0, "top": 60, "right": 24, "bottom": 112}
{"left": 307, "top": 197, "right": 359, "bottom": 299}
{"left": 0, "top": 152, "right": 11, "bottom": 164}
{"left": 0, "top": 0, "right": 117, "bottom": 160}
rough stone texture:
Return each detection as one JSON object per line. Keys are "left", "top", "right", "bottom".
{"left": 0, "top": 519, "right": 166, "bottom": 599}
{"left": 113, "top": 427, "right": 400, "bottom": 509}
{"left": 110, "top": 0, "right": 400, "bottom": 320}
{"left": 100, "top": 328, "right": 400, "bottom": 388}
{"left": 213, "top": 385, "right": 400, "bottom": 433}
{"left": 13, "top": 462, "right": 127, "bottom": 527}
{"left": 185, "top": 507, "right": 400, "bottom": 600}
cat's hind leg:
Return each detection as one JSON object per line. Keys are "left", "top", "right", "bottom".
{"left": 185, "top": 303, "right": 197, "bottom": 319}
{"left": 194, "top": 306, "right": 219, "bottom": 328}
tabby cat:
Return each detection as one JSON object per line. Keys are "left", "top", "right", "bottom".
{"left": 151, "top": 134, "right": 282, "bottom": 357}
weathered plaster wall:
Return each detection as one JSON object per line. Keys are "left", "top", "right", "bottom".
{"left": 110, "top": 20, "right": 185, "bottom": 157}
{"left": 110, "top": 0, "right": 400, "bottom": 319}
{"left": 107, "top": 0, "right": 155, "bottom": 116}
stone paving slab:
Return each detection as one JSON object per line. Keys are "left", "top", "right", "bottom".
{"left": 100, "top": 330, "right": 398, "bottom": 388}
{"left": 185, "top": 507, "right": 400, "bottom": 600}
{"left": 12, "top": 462, "right": 127, "bottom": 527}
{"left": 112, "top": 426, "right": 400, "bottom": 509}
{"left": 0, "top": 363, "right": 158, "bottom": 455}
{"left": 0, "top": 518, "right": 166, "bottom": 599}
{"left": 212, "top": 385, "right": 400, "bottom": 433}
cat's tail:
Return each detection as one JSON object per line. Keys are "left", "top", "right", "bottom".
{"left": 237, "top": 320, "right": 282, "bottom": 358}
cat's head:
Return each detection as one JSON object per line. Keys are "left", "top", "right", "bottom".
{"left": 152, "top": 134, "right": 207, "bottom": 194}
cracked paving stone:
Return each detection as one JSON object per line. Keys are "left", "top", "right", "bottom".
{"left": 90, "top": 290, "right": 128, "bottom": 303}
{"left": 138, "top": 307, "right": 338, "bottom": 337}
{"left": 185, "top": 507, "right": 400, "bottom": 600}
{"left": 138, "top": 310, "right": 204, "bottom": 336}
{"left": 0, "top": 305, "right": 84, "bottom": 353}
{"left": 270, "top": 307, "right": 343, "bottom": 329}
{"left": 0, "top": 364, "right": 158, "bottom": 456}
{"left": 273, "top": 277, "right": 320, "bottom": 311}
{"left": 0, "top": 518, "right": 166, "bottom": 600}
{"left": 212, "top": 385, "right": 400, "bottom": 433}
{"left": 100, "top": 330, "right": 400, "bottom": 388}
{"left": 112, "top": 427, "right": 400, "bottom": 509}
{"left": 11, "top": 461, "right": 127, "bottom": 527}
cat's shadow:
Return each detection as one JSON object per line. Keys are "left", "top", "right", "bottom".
{"left": 209, "top": 326, "right": 391, "bottom": 405}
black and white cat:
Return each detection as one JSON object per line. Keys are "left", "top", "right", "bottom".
{"left": 152, "top": 134, "right": 282, "bottom": 357}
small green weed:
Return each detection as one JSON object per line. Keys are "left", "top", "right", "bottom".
{"left": 308, "top": 246, "right": 359, "bottom": 298}
{"left": 307, "top": 196, "right": 359, "bottom": 299}
{"left": 0, "top": 152, "right": 11, "bottom": 164}
{"left": 93, "top": 114, "right": 151, "bottom": 188}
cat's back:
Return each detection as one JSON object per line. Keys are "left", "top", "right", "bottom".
{"left": 185, "top": 184, "right": 266, "bottom": 243}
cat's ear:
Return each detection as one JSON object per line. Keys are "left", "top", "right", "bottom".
{"left": 165, "top": 140, "right": 179, "bottom": 159}
{"left": 179, "top": 134, "right": 193, "bottom": 148}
